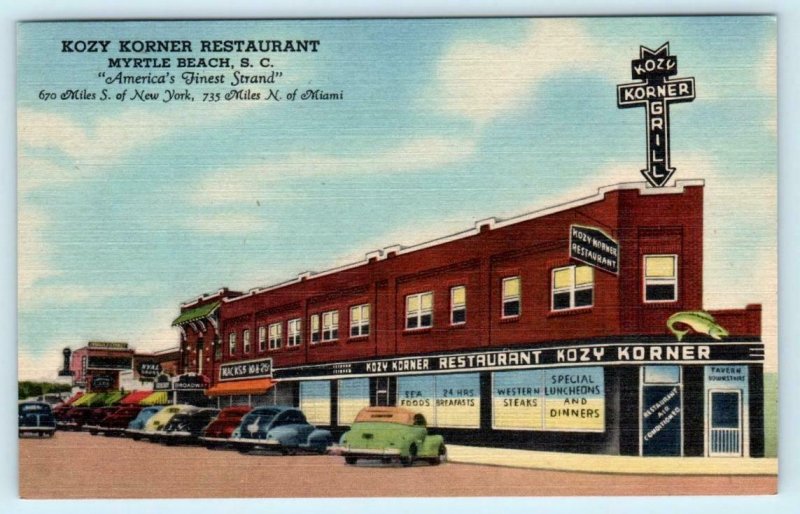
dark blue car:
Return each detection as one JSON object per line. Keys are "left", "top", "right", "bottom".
{"left": 19, "top": 401, "right": 56, "bottom": 437}
{"left": 230, "top": 406, "right": 333, "bottom": 454}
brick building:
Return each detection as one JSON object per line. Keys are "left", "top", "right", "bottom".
{"left": 172, "top": 180, "right": 764, "bottom": 457}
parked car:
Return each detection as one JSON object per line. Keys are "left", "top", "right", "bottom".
{"left": 94, "top": 406, "right": 143, "bottom": 436}
{"left": 125, "top": 406, "right": 165, "bottom": 440}
{"left": 230, "top": 406, "right": 333, "bottom": 454}
{"left": 85, "top": 406, "right": 124, "bottom": 435}
{"left": 57, "top": 406, "right": 94, "bottom": 431}
{"left": 159, "top": 408, "right": 220, "bottom": 445}
{"left": 335, "top": 406, "right": 446, "bottom": 466}
{"left": 199, "top": 405, "right": 252, "bottom": 449}
{"left": 19, "top": 401, "right": 56, "bottom": 437}
{"left": 128, "top": 404, "right": 197, "bottom": 441}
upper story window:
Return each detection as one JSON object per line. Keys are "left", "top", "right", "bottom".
{"left": 269, "top": 322, "right": 282, "bottom": 350}
{"left": 450, "top": 286, "right": 466, "bottom": 325}
{"left": 350, "top": 304, "right": 370, "bottom": 337}
{"left": 228, "top": 332, "right": 237, "bottom": 355}
{"left": 552, "top": 265, "right": 594, "bottom": 311}
{"left": 243, "top": 329, "right": 251, "bottom": 353}
{"left": 644, "top": 255, "right": 678, "bottom": 302}
{"left": 310, "top": 314, "right": 320, "bottom": 344}
{"left": 288, "top": 318, "right": 302, "bottom": 347}
{"left": 322, "top": 310, "right": 339, "bottom": 341}
{"left": 258, "top": 326, "right": 267, "bottom": 352}
{"left": 406, "top": 292, "right": 433, "bottom": 329}
{"left": 502, "top": 277, "right": 521, "bottom": 318}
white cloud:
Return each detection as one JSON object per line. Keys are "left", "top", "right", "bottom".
{"left": 17, "top": 205, "right": 58, "bottom": 298}
{"left": 432, "top": 19, "right": 614, "bottom": 124}
{"left": 196, "top": 135, "right": 477, "bottom": 206}
{"left": 18, "top": 347, "right": 67, "bottom": 382}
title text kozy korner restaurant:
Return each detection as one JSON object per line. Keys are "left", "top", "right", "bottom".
{"left": 172, "top": 181, "right": 764, "bottom": 458}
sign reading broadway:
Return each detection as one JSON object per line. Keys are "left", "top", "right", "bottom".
{"left": 273, "top": 341, "right": 764, "bottom": 379}
{"left": 219, "top": 358, "right": 273, "bottom": 381}
{"left": 570, "top": 225, "right": 619, "bottom": 274}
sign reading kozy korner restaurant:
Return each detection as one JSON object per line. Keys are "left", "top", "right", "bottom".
{"left": 570, "top": 225, "right": 619, "bottom": 275}
{"left": 219, "top": 358, "right": 272, "bottom": 381}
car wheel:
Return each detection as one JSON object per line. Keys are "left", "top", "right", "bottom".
{"left": 400, "top": 444, "right": 417, "bottom": 467}
{"left": 344, "top": 456, "right": 357, "bottom": 465}
{"left": 429, "top": 444, "right": 447, "bottom": 465}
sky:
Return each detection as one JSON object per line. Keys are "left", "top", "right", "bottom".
{"left": 16, "top": 17, "right": 777, "bottom": 379}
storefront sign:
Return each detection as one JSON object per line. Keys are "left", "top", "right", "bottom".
{"left": 274, "top": 340, "right": 763, "bottom": 380}
{"left": 173, "top": 374, "right": 209, "bottom": 391}
{"left": 91, "top": 375, "right": 113, "bottom": 390}
{"left": 397, "top": 373, "right": 480, "bottom": 428}
{"left": 87, "top": 341, "right": 129, "bottom": 350}
{"left": 492, "top": 368, "right": 604, "bottom": 432}
{"left": 87, "top": 355, "right": 132, "bottom": 370}
{"left": 219, "top": 358, "right": 273, "bottom": 381}
{"left": 642, "top": 385, "right": 682, "bottom": 455}
{"left": 153, "top": 373, "right": 172, "bottom": 391}
{"left": 569, "top": 225, "right": 619, "bottom": 275}
{"left": 137, "top": 361, "right": 161, "bottom": 379}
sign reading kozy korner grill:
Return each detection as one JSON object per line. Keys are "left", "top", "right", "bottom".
{"left": 273, "top": 341, "right": 764, "bottom": 379}
{"left": 219, "top": 358, "right": 272, "bottom": 381}
{"left": 570, "top": 225, "right": 619, "bottom": 274}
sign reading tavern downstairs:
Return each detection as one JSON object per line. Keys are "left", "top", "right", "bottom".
{"left": 272, "top": 341, "right": 764, "bottom": 379}
{"left": 569, "top": 225, "right": 619, "bottom": 274}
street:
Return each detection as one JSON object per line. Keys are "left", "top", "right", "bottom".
{"left": 19, "top": 432, "right": 776, "bottom": 498}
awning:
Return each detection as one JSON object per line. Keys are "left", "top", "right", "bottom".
{"left": 64, "top": 392, "right": 84, "bottom": 405}
{"left": 205, "top": 378, "right": 275, "bottom": 397}
{"left": 139, "top": 391, "right": 170, "bottom": 406}
{"left": 86, "top": 393, "right": 110, "bottom": 407}
{"left": 102, "top": 391, "right": 125, "bottom": 405}
{"left": 71, "top": 392, "right": 97, "bottom": 406}
{"left": 119, "top": 390, "right": 152, "bottom": 405}
{"left": 172, "top": 301, "right": 220, "bottom": 326}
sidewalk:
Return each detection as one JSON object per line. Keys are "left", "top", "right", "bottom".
{"left": 447, "top": 445, "right": 778, "bottom": 475}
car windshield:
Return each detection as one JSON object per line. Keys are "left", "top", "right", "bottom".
{"left": 19, "top": 404, "right": 50, "bottom": 414}
{"left": 354, "top": 408, "right": 420, "bottom": 426}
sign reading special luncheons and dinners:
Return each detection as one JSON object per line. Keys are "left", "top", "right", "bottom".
{"left": 569, "top": 225, "right": 619, "bottom": 275}
{"left": 219, "top": 357, "right": 273, "bottom": 381}
{"left": 492, "top": 367, "right": 604, "bottom": 432}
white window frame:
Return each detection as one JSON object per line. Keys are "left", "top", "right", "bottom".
{"left": 310, "top": 314, "right": 320, "bottom": 344}
{"left": 643, "top": 254, "right": 679, "bottom": 303}
{"left": 268, "top": 322, "right": 282, "bottom": 350}
{"left": 501, "top": 276, "right": 521, "bottom": 318}
{"left": 551, "top": 265, "right": 594, "bottom": 311}
{"left": 258, "top": 326, "right": 267, "bottom": 352}
{"left": 322, "top": 310, "right": 339, "bottom": 342}
{"left": 287, "top": 318, "right": 302, "bottom": 347}
{"left": 243, "top": 329, "right": 251, "bottom": 354}
{"left": 405, "top": 292, "right": 433, "bottom": 330}
{"left": 349, "top": 304, "right": 370, "bottom": 338}
{"left": 228, "top": 332, "right": 237, "bottom": 355}
{"left": 450, "top": 286, "right": 466, "bottom": 325}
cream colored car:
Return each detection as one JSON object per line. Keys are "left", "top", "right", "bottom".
{"left": 126, "top": 404, "right": 197, "bottom": 441}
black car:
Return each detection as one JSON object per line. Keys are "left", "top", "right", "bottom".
{"left": 19, "top": 401, "right": 56, "bottom": 437}
{"left": 159, "top": 408, "right": 220, "bottom": 445}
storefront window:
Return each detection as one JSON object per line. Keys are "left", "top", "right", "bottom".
{"left": 299, "top": 381, "right": 331, "bottom": 426}
{"left": 338, "top": 378, "right": 370, "bottom": 425}
{"left": 397, "top": 373, "right": 479, "bottom": 428}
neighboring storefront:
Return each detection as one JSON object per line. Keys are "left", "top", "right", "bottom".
{"left": 173, "top": 180, "right": 765, "bottom": 457}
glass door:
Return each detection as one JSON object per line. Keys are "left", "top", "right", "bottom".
{"left": 708, "top": 390, "right": 742, "bottom": 457}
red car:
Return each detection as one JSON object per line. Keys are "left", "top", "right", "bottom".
{"left": 199, "top": 406, "right": 252, "bottom": 449}
{"left": 85, "top": 406, "right": 124, "bottom": 435}
{"left": 58, "top": 407, "right": 94, "bottom": 431}
{"left": 95, "top": 406, "right": 143, "bottom": 436}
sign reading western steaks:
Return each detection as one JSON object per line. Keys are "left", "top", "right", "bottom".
{"left": 273, "top": 341, "right": 764, "bottom": 379}
{"left": 219, "top": 358, "right": 273, "bottom": 381}
{"left": 617, "top": 42, "right": 695, "bottom": 187}
{"left": 570, "top": 225, "right": 619, "bottom": 274}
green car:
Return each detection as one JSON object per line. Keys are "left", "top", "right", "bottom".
{"left": 337, "top": 406, "right": 446, "bottom": 467}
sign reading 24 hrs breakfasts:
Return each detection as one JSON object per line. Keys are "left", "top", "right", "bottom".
{"left": 219, "top": 358, "right": 273, "bottom": 381}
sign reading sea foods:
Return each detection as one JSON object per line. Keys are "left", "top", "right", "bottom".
{"left": 617, "top": 42, "right": 695, "bottom": 187}
{"left": 570, "top": 225, "right": 619, "bottom": 275}
{"left": 219, "top": 357, "right": 273, "bottom": 381}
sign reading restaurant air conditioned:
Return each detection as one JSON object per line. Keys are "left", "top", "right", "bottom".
{"left": 219, "top": 358, "right": 273, "bottom": 381}
{"left": 569, "top": 225, "right": 619, "bottom": 275}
